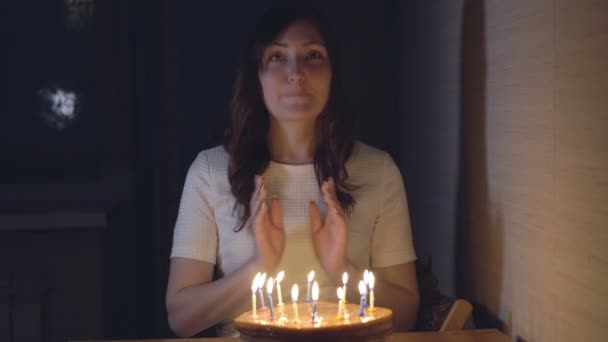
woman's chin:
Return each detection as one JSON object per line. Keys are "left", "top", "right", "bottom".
{"left": 273, "top": 108, "right": 321, "bottom": 122}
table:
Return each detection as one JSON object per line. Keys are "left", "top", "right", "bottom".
{"left": 388, "top": 329, "right": 509, "bottom": 341}
{"left": 76, "top": 329, "right": 510, "bottom": 342}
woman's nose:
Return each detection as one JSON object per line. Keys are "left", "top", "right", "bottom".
{"left": 287, "top": 61, "right": 305, "bottom": 83}
{"left": 288, "top": 73, "right": 304, "bottom": 83}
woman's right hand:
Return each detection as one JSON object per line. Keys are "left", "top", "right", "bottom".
{"left": 250, "top": 175, "right": 285, "bottom": 273}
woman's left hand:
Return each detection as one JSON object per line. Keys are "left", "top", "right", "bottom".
{"left": 309, "top": 178, "right": 348, "bottom": 279}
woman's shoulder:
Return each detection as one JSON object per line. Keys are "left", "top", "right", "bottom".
{"left": 347, "top": 141, "right": 404, "bottom": 193}
{"left": 350, "top": 140, "right": 393, "bottom": 165}
{"left": 190, "top": 145, "right": 230, "bottom": 176}
{"left": 197, "top": 145, "right": 230, "bottom": 160}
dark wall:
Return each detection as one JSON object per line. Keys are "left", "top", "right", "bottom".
{"left": 399, "top": 1, "right": 464, "bottom": 296}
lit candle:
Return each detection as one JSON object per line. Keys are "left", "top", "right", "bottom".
{"left": 251, "top": 273, "right": 259, "bottom": 317}
{"left": 358, "top": 280, "right": 367, "bottom": 317}
{"left": 306, "top": 271, "right": 315, "bottom": 302}
{"left": 291, "top": 284, "right": 299, "bottom": 322}
{"left": 369, "top": 272, "right": 375, "bottom": 312}
{"left": 266, "top": 277, "right": 275, "bottom": 321}
{"left": 311, "top": 281, "right": 319, "bottom": 323}
{"left": 342, "top": 272, "right": 348, "bottom": 303}
{"left": 363, "top": 269, "right": 370, "bottom": 308}
{"left": 258, "top": 273, "right": 266, "bottom": 308}
{"left": 275, "top": 270, "right": 285, "bottom": 306}
{"left": 337, "top": 287, "right": 344, "bottom": 319}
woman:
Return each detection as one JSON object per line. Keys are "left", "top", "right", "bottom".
{"left": 166, "top": 4, "right": 419, "bottom": 337}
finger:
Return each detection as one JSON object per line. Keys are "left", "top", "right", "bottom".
{"left": 254, "top": 201, "right": 269, "bottom": 232}
{"left": 328, "top": 177, "right": 338, "bottom": 197}
{"left": 249, "top": 175, "right": 262, "bottom": 207}
{"left": 321, "top": 181, "right": 331, "bottom": 200}
{"left": 321, "top": 188, "right": 333, "bottom": 210}
{"left": 325, "top": 195, "right": 345, "bottom": 222}
{"left": 309, "top": 201, "right": 322, "bottom": 233}
{"left": 323, "top": 180, "right": 338, "bottom": 202}
{"left": 322, "top": 185, "right": 332, "bottom": 202}
{"left": 331, "top": 205, "right": 345, "bottom": 221}
{"left": 251, "top": 181, "right": 267, "bottom": 216}
{"left": 251, "top": 202, "right": 268, "bottom": 235}
{"left": 322, "top": 183, "right": 341, "bottom": 213}
{"left": 329, "top": 177, "right": 336, "bottom": 193}
{"left": 269, "top": 196, "right": 283, "bottom": 228}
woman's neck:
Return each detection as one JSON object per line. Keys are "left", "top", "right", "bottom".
{"left": 268, "top": 119, "right": 315, "bottom": 165}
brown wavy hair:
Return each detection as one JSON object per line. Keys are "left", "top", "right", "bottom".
{"left": 224, "top": 4, "right": 358, "bottom": 232}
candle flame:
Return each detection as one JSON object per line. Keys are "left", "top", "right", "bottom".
{"left": 257, "top": 273, "right": 265, "bottom": 289}
{"left": 369, "top": 272, "right": 375, "bottom": 290}
{"left": 276, "top": 270, "right": 285, "bottom": 283}
{"left": 337, "top": 287, "right": 344, "bottom": 300}
{"left": 291, "top": 284, "right": 299, "bottom": 302}
{"left": 252, "top": 273, "right": 260, "bottom": 293}
{"left": 363, "top": 269, "right": 369, "bottom": 284}
{"left": 307, "top": 270, "right": 315, "bottom": 282}
{"left": 312, "top": 281, "right": 319, "bottom": 301}
{"left": 266, "top": 277, "right": 274, "bottom": 294}
{"left": 358, "top": 280, "right": 367, "bottom": 295}
{"left": 260, "top": 272, "right": 267, "bottom": 286}
{"left": 342, "top": 272, "right": 348, "bottom": 285}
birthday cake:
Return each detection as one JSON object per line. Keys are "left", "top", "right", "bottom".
{"left": 234, "top": 302, "right": 393, "bottom": 342}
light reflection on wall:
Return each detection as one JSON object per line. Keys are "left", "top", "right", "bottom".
{"left": 37, "top": 86, "right": 80, "bottom": 131}
{"left": 65, "top": 0, "right": 94, "bottom": 29}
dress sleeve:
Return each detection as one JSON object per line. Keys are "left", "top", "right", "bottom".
{"left": 170, "top": 151, "right": 218, "bottom": 264}
{"left": 370, "top": 153, "right": 417, "bottom": 268}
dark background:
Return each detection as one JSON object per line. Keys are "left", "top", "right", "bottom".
{"left": 0, "top": 0, "right": 403, "bottom": 340}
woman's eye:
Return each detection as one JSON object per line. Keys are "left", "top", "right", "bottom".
{"left": 308, "top": 51, "right": 324, "bottom": 60}
{"left": 268, "top": 53, "right": 283, "bottom": 63}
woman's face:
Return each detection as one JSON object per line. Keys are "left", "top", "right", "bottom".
{"left": 258, "top": 19, "right": 331, "bottom": 123}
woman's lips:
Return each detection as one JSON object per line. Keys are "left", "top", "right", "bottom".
{"left": 281, "top": 94, "right": 312, "bottom": 105}
{"left": 282, "top": 91, "right": 311, "bottom": 97}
